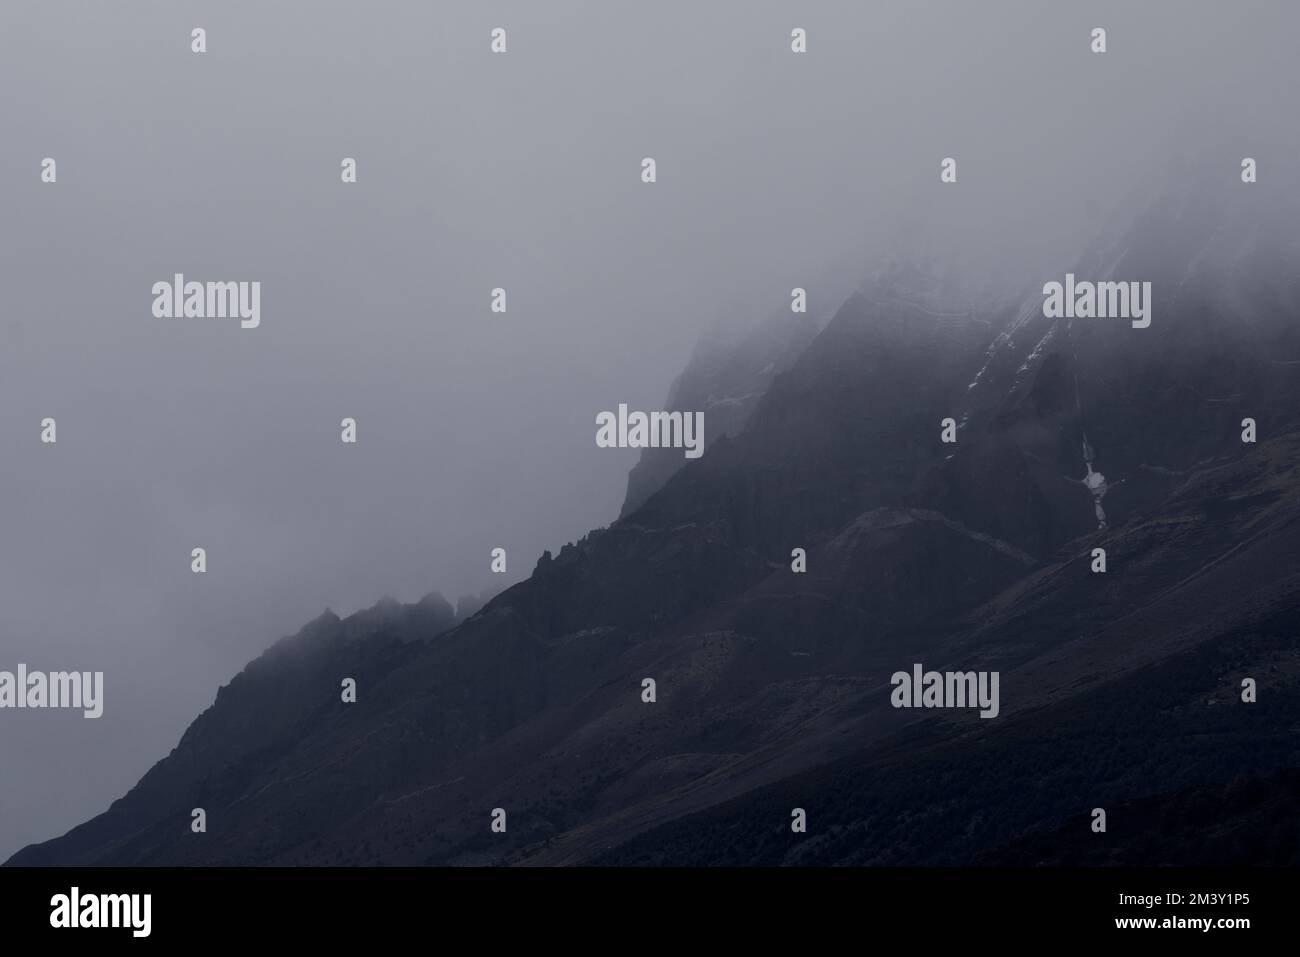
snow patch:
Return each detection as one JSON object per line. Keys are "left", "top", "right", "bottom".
{"left": 1080, "top": 433, "right": 1108, "bottom": 529}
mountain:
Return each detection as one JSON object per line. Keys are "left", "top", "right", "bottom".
{"left": 9, "top": 176, "right": 1300, "bottom": 867}
{"left": 619, "top": 306, "right": 817, "bottom": 517}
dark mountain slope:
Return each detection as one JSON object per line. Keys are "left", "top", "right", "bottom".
{"left": 596, "top": 579, "right": 1300, "bottom": 866}
{"left": 620, "top": 307, "right": 817, "bottom": 518}
{"left": 529, "top": 430, "right": 1300, "bottom": 864}
{"left": 978, "top": 767, "right": 1300, "bottom": 867}
{"left": 7, "top": 595, "right": 457, "bottom": 865}
{"left": 932, "top": 180, "right": 1300, "bottom": 560}
{"left": 628, "top": 276, "right": 1009, "bottom": 559}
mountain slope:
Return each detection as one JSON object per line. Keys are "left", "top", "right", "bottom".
{"left": 9, "top": 181, "right": 1300, "bottom": 867}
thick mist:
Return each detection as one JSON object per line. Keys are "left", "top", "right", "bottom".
{"left": 1, "top": 0, "right": 1296, "bottom": 860}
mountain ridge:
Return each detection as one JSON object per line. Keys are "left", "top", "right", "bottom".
{"left": 10, "top": 180, "right": 1300, "bottom": 867}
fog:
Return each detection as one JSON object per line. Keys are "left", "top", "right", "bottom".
{"left": 1, "top": 0, "right": 1296, "bottom": 860}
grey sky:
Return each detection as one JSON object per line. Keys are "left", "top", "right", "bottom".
{"left": 1, "top": 0, "right": 1296, "bottom": 860}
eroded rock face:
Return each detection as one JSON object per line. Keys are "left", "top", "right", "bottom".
{"left": 620, "top": 307, "right": 817, "bottom": 519}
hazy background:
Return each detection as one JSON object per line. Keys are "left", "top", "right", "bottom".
{"left": 1, "top": 0, "right": 1296, "bottom": 861}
